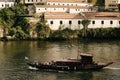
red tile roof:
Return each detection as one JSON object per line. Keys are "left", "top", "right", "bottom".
{"left": 83, "top": 12, "right": 120, "bottom": 19}
{"left": 45, "top": 12, "right": 120, "bottom": 20}
{"left": 45, "top": 12, "right": 84, "bottom": 19}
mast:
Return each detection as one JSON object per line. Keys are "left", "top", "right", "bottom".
{"left": 77, "top": 46, "right": 81, "bottom": 59}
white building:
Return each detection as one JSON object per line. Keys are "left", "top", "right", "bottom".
{"left": 45, "top": 12, "right": 120, "bottom": 30}
{"left": 24, "top": 0, "right": 93, "bottom": 13}
{"left": 118, "top": 0, "right": 120, "bottom": 3}
{"left": 24, "top": 0, "right": 88, "bottom": 4}
{"left": 24, "top": 0, "right": 44, "bottom": 4}
{"left": 35, "top": 5, "right": 92, "bottom": 13}
{"left": 46, "top": 0, "right": 89, "bottom": 6}
{"left": 34, "top": 0, "right": 93, "bottom": 13}
{"left": 0, "top": 0, "right": 15, "bottom": 9}
{"left": 24, "top": 0, "right": 120, "bottom": 30}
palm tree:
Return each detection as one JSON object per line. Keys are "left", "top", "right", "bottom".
{"left": 81, "top": 19, "right": 91, "bottom": 38}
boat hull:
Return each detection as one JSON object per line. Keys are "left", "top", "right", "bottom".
{"left": 27, "top": 61, "right": 113, "bottom": 71}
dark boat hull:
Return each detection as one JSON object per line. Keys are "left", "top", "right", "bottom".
{"left": 27, "top": 61, "right": 113, "bottom": 71}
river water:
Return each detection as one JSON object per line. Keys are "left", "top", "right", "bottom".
{"left": 0, "top": 40, "right": 120, "bottom": 80}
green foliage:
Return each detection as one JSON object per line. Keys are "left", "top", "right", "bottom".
{"left": 0, "top": 8, "right": 14, "bottom": 22}
{"left": 78, "top": 28, "right": 120, "bottom": 39}
{"left": 88, "top": 0, "right": 105, "bottom": 6}
{"left": 13, "top": 17, "right": 29, "bottom": 33}
{"left": 0, "top": 4, "right": 29, "bottom": 39}
{"left": 15, "top": 0, "right": 21, "bottom": 4}
{"left": 15, "top": 29, "right": 27, "bottom": 39}
{"left": 81, "top": 19, "right": 91, "bottom": 38}
{"left": 95, "top": 0, "right": 104, "bottom": 6}
{"left": 0, "top": 8, "right": 14, "bottom": 28}
{"left": 0, "top": 18, "right": 8, "bottom": 28}
{"left": 88, "top": 0, "right": 92, "bottom": 3}
{"left": 50, "top": 28, "right": 79, "bottom": 40}
{"left": 36, "top": 21, "right": 51, "bottom": 39}
{"left": 82, "top": 20, "right": 91, "bottom": 28}
{"left": 9, "top": 28, "right": 17, "bottom": 36}
{"left": 9, "top": 26, "right": 28, "bottom": 39}
{"left": 10, "top": 3, "right": 27, "bottom": 16}
{"left": 10, "top": 3, "right": 29, "bottom": 33}
{"left": 40, "top": 13, "right": 45, "bottom": 22}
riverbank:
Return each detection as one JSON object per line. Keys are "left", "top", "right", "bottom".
{"left": 1, "top": 27, "right": 120, "bottom": 41}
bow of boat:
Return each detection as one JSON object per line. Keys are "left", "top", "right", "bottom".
{"left": 104, "top": 62, "right": 114, "bottom": 67}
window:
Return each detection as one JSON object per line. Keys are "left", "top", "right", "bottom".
{"left": 2, "top": 4, "right": 4, "bottom": 7}
{"left": 78, "top": 21, "right": 81, "bottom": 24}
{"left": 92, "top": 21, "right": 95, "bottom": 24}
{"left": 101, "top": 21, "right": 104, "bottom": 24}
{"left": 32, "top": 0, "right": 33, "bottom": 2}
{"left": 50, "top": 21, "right": 53, "bottom": 24}
{"left": 28, "top": 0, "right": 30, "bottom": 2}
{"left": 119, "top": 21, "right": 120, "bottom": 24}
{"left": 60, "top": 21, "right": 63, "bottom": 24}
{"left": 110, "top": 21, "right": 113, "bottom": 24}
{"left": 69, "top": 21, "right": 72, "bottom": 24}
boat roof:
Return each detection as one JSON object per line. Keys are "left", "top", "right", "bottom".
{"left": 80, "top": 53, "right": 93, "bottom": 57}
{"left": 55, "top": 58, "right": 80, "bottom": 62}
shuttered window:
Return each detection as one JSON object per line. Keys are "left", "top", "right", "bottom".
{"left": 69, "top": 21, "right": 72, "bottom": 24}
{"left": 101, "top": 21, "right": 104, "bottom": 24}
{"left": 50, "top": 21, "right": 53, "bottom": 24}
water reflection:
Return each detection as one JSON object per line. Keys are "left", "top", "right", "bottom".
{"left": 0, "top": 40, "right": 120, "bottom": 80}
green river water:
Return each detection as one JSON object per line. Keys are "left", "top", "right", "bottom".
{"left": 0, "top": 40, "right": 120, "bottom": 80}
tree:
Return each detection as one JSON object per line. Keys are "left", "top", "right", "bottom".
{"left": 95, "top": 0, "right": 105, "bottom": 6}
{"left": 13, "top": 17, "right": 29, "bottom": 33}
{"left": 10, "top": 3, "right": 27, "bottom": 16}
{"left": 0, "top": 8, "right": 15, "bottom": 36}
{"left": 15, "top": 0, "right": 21, "bottom": 4}
{"left": 81, "top": 19, "right": 91, "bottom": 38}
{"left": 0, "top": 8, "right": 14, "bottom": 27}
{"left": 88, "top": 0, "right": 92, "bottom": 3}
{"left": 36, "top": 21, "right": 51, "bottom": 39}
{"left": 9, "top": 26, "right": 28, "bottom": 39}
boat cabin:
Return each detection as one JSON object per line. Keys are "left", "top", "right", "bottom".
{"left": 80, "top": 53, "right": 93, "bottom": 64}
{"left": 54, "top": 59, "right": 81, "bottom": 66}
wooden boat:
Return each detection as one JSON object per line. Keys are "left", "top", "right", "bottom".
{"left": 25, "top": 53, "right": 113, "bottom": 71}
